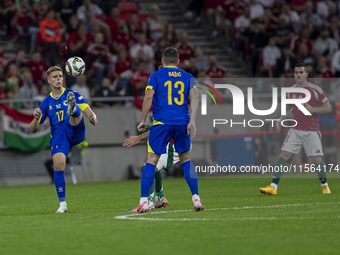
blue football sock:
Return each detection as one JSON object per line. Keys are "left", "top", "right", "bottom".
{"left": 141, "top": 165, "right": 155, "bottom": 196}
{"left": 182, "top": 160, "right": 199, "bottom": 195}
{"left": 141, "top": 163, "right": 156, "bottom": 197}
{"left": 71, "top": 104, "right": 81, "bottom": 117}
{"left": 54, "top": 170, "right": 66, "bottom": 202}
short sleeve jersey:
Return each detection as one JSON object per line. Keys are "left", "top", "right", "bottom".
{"left": 287, "top": 82, "right": 328, "bottom": 131}
{"left": 38, "top": 88, "right": 89, "bottom": 134}
{"left": 145, "top": 66, "right": 197, "bottom": 125}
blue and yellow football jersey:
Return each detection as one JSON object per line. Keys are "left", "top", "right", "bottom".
{"left": 38, "top": 87, "right": 89, "bottom": 134}
{"left": 145, "top": 66, "right": 196, "bottom": 125}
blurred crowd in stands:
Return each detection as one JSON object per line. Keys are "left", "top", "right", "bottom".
{"left": 0, "top": 0, "right": 340, "bottom": 109}
{"left": 185, "top": 0, "right": 340, "bottom": 80}
{"left": 0, "top": 0, "right": 229, "bottom": 109}
{"left": 183, "top": 0, "right": 340, "bottom": 139}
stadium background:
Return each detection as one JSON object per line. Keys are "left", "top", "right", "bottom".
{"left": 0, "top": 0, "right": 340, "bottom": 184}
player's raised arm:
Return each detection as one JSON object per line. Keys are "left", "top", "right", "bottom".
{"left": 31, "top": 107, "right": 42, "bottom": 133}
{"left": 138, "top": 89, "right": 155, "bottom": 132}
{"left": 188, "top": 86, "right": 199, "bottom": 138}
{"left": 83, "top": 107, "right": 98, "bottom": 126}
{"left": 72, "top": 90, "right": 98, "bottom": 126}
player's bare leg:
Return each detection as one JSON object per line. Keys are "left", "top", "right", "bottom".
{"left": 69, "top": 113, "right": 83, "bottom": 126}
{"left": 53, "top": 152, "right": 67, "bottom": 213}
{"left": 279, "top": 150, "right": 293, "bottom": 161}
{"left": 67, "top": 92, "right": 83, "bottom": 126}
{"left": 311, "top": 156, "right": 331, "bottom": 194}
{"left": 135, "top": 153, "right": 160, "bottom": 213}
{"left": 178, "top": 151, "right": 203, "bottom": 211}
{"left": 311, "top": 156, "right": 322, "bottom": 165}
{"left": 146, "top": 152, "right": 161, "bottom": 165}
{"left": 260, "top": 150, "right": 293, "bottom": 195}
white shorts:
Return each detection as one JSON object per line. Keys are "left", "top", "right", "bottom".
{"left": 281, "top": 128, "right": 323, "bottom": 157}
{"left": 156, "top": 142, "right": 179, "bottom": 171}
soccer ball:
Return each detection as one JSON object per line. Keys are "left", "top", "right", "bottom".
{"left": 65, "top": 57, "right": 86, "bottom": 77}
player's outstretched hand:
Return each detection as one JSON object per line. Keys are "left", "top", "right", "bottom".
{"left": 122, "top": 136, "right": 141, "bottom": 147}
{"left": 137, "top": 121, "right": 147, "bottom": 132}
{"left": 90, "top": 116, "right": 98, "bottom": 126}
{"left": 187, "top": 121, "right": 196, "bottom": 139}
{"left": 276, "top": 117, "right": 283, "bottom": 130}
{"left": 33, "top": 108, "right": 42, "bottom": 121}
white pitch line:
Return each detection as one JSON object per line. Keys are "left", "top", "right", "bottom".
{"left": 115, "top": 202, "right": 340, "bottom": 221}
{"left": 115, "top": 216, "right": 340, "bottom": 221}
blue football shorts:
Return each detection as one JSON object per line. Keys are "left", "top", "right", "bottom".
{"left": 50, "top": 117, "right": 86, "bottom": 157}
{"left": 148, "top": 124, "right": 190, "bottom": 155}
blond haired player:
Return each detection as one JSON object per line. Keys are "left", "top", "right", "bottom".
{"left": 31, "top": 66, "right": 98, "bottom": 213}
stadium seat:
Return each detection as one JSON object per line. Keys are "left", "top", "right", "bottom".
{"left": 11, "top": 27, "right": 30, "bottom": 52}
{"left": 258, "top": 51, "right": 270, "bottom": 76}
{"left": 258, "top": 51, "right": 265, "bottom": 72}
{"left": 290, "top": 35, "right": 299, "bottom": 52}
{"left": 244, "top": 38, "right": 251, "bottom": 60}
{"left": 0, "top": 46, "right": 6, "bottom": 65}
{"left": 231, "top": 27, "right": 237, "bottom": 47}
{"left": 204, "top": 0, "right": 225, "bottom": 10}
{"left": 137, "top": 15, "right": 148, "bottom": 23}
{"left": 118, "top": 2, "right": 139, "bottom": 23}
{"left": 11, "top": 23, "right": 31, "bottom": 42}
{"left": 36, "top": 31, "right": 50, "bottom": 52}
{"left": 118, "top": 2, "right": 138, "bottom": 15}
{"left": 258, "top": 51, "right": 276, "bottom": 77}
{"left": 58, "top": 42, "right": 67, "bottom": 64}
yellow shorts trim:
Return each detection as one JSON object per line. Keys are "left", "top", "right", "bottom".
{"left": 147, "top": 140, "right": 155, "bottom": 154}
{"left": 153, "top": 120, "right": 164, "bottom": 125}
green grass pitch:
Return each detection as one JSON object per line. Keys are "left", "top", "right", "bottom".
{"left": 0, "top": 177, "right": 339, "bottom": 255}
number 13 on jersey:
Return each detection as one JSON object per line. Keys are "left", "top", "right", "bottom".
{"left": 164, "top": 80, "right": 184, "bottom": 105}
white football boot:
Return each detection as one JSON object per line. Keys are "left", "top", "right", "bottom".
{"left": 55, "top": 201, "right": 67, "bottom": 213}
{"left": 154, "top": 196, "right": 169, "bottom": 209}
{"left": 134, "top": 201, "right": 155, "bottom": 214}
{"left": 193, "top": 199, "right": 204, "bottom": 211}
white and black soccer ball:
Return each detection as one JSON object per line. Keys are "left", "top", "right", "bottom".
{"left": 65, "top": 57, "right": 86, "bottom": 77}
